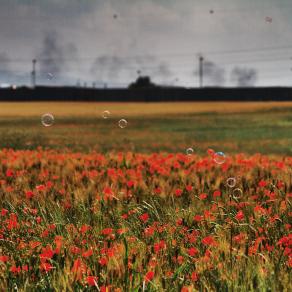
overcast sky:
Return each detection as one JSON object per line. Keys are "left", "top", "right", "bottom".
{"left": 0, "top": 0, "right": 292, "bottom": 87}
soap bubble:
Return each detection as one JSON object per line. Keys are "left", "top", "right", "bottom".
{"left": 118, "top": 119, "right": 128, "bottom": 128}
{"left": 226, "top": 177, "right": 236, "bottom": 188}
{"left": 186, "top": 148, "right": 194, "bottom": 156}
{"left": 232, "top": 188, "right": 243, "bottom": 200}
{"left": 102, "top": 110, "right": 111, "bottom": 119}
{"left": 41, "top": 113, "right": 54, "bottom": 127}
{"left": 213, "top": 151, "right": 226, "bottom": 164}
{"left": 47, "top": 73, "right": 54, "bottom": 80}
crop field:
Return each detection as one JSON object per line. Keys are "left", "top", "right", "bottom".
{"left": 1, "top": 102, "right": 292, "bottom": 154}
{"left": 0, "top": 102, "right": 291, "bottom": 291}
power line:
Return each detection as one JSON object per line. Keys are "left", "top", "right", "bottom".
{"left": 1, "top": 44, "right": 292, "bottom": 64}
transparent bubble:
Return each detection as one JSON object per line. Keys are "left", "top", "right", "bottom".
{"left": 226, "top": 177, "right": 236, "bottom": 188}
{"left": 47, "top": 73, "right": 54, "bottom": 80}
{"left": 41, "top": 113, "right": 54, "bottom": 127}
{"left": 118, "top": 119, "right": 128, "bottom": 128}
{"left": 265, "top": 16, "right": 272, "bottom": 23}
{"left": 213, "top": 151, "right": 226, "bottom": 164}
{"left": 186, "top": 148, "right": 194, "bottom": 156}
{"left": 102, "top": 110, "right": 111, "bottom": 119}
{"left": 232, "top": 188, "right": 243, "bottom": 200}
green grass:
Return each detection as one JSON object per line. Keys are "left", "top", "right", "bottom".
{"left": 1, "top": 102, "right": 292, "bottom": 154}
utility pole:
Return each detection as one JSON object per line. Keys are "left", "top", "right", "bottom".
{"left": 31, "top": 59, "right": 37, "bottom": 88}
{"left": 199, "top": 56, "right": 204, "bottom": 88}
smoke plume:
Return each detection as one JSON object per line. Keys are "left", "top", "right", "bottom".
{"left": 231, "top": 67, "right": 257, "bottom": 87}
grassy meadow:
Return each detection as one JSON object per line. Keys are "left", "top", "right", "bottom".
{"left": 0, "top": 102, "right": 291, "bottom": 291}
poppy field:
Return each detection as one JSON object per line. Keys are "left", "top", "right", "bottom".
{"left": 0, "top": 102, "right": 291, "bottom": 291}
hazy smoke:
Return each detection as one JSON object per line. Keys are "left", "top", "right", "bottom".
{"left": 90, "top": 56, "right": 127, "bottom": 84}
{"left": 90, "top": 55, "right": 173, "bottom": 85}
{"left": 152, "top": 62, "right": 172, "bottom": 84}
{"left": 231, "top": 67, "right": 257, "bottom": 87}
{"left": 38, "top": 31, "right": 77, "bottom": 84}
{"left": 39, "top": 31, "right": 64, "bottom": 77}
{"left": 201, "top": 60, "right": 225, "bottom": 86}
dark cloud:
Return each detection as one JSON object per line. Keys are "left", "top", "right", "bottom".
{"left": 0, "top": 0, "right": 291, "bottom": 86}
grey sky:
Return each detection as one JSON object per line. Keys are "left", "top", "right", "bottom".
{"left": 0, "top": 0, "right": 292, "bottom": 87}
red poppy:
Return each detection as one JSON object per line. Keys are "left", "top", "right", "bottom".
{"left": 145, "top": 271, "right": 155, "bottom": 282}
{"left": 10, "top": 266, "right": 21, "bottom": 274}
{"left": 213, "top": 190, "right": 221, "bottom": 198}
{"left": 235, "top": 210, "right": 244, "bottom": 221}
{"left": 0, "top": 255, "right": 9, "bottom": 263}
{"left": 202, "top": 236, "right": 217, "bottom": 246}
{"left": 191, "top": 271, "right": 199, "bottom": 281}
{"left": 99, "top": 257, "right": 108, "bottom": 266}
{"left": 101, "top": 228, "right": 113, "bottom": 235}
{"left": 1, "top": 208, "right": 8, "bottom": 216}
{"left": 188, "top": 247, "right": 198, "bottom": 257}
{"left": 140, "top": 213, "right": 149, "bottom": 223}
{"left": 36, "top": 184, "right": 46, "bottom": 191}
{"left": 22, "top": 265, "right": 28, "bottom": 272}
{"left": 258, "top": 180, "right": 267, "bottom": 188}
{"left": 154, "top": 187, "right": 162, "bottom": 195}
{"left": 40, "top": 246, "right": 55, "bottom": 261}
{"left": 127, "top": 180, "right": 134, "bottom": 188}
{"left": 193, "top": 215, "right": 203, "bottom": 222}
{"left": 82, "top": 249, "right": 93, "bottom": 258}
{"left": 199, "top": 193, "right": 208, "bottom": 200}
{"left": 186, "top": 185, "right": 193, "bottom": 192}
{"left": 80, "top": 224, "right": 91, "bottom": 235}
{"left": 87, "top": 276, "right": 98, "bottom": 287}
{"left": 6, "top": 169, "right": 14, "bottom": 177}
{"left": 207, "top": 149, "right": 215, "bottom": 156}
{"left": 175, "top": 189, "right": 183, "bottom": 197}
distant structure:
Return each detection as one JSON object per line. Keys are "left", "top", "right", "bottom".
{"left": 128, "top": 76, "right": 157, "bottom": 89}
{"left": 31, "top": 59, "right": 37, "bottom": 88}
{"left": 199, "top": 56, "right": 204, "bottom": 88}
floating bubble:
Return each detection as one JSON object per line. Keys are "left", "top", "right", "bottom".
{"left": 41, "top": 113, "right": 54, "bottom": 127}
{"left": 47, "top": 73, "right": 54, "bottom": 80}
{"left": 213, "top": 151, "right": 226, "bottom": 164}
{"left": 118, "top": 119, "right": 128, "bottom": 128}
{"left": 209, "top": 9, "right": 214, "bottom": 14}
{"left": 186, "top": 148, "right": 194, "bottom": 156}
{"left": 232, "top": 188, "right": 243, "bottom": 200}
{"left": 113, "top": 14, "right": 118, "bottom": 19}
{"left": 102, "top": 110, "right": 111, "bottom": 119}
{"left": 265, "top": 16, "right": 272, "bottom": 23}
{"left": 226, "top": 177, "right": 236, "bottom": 188}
